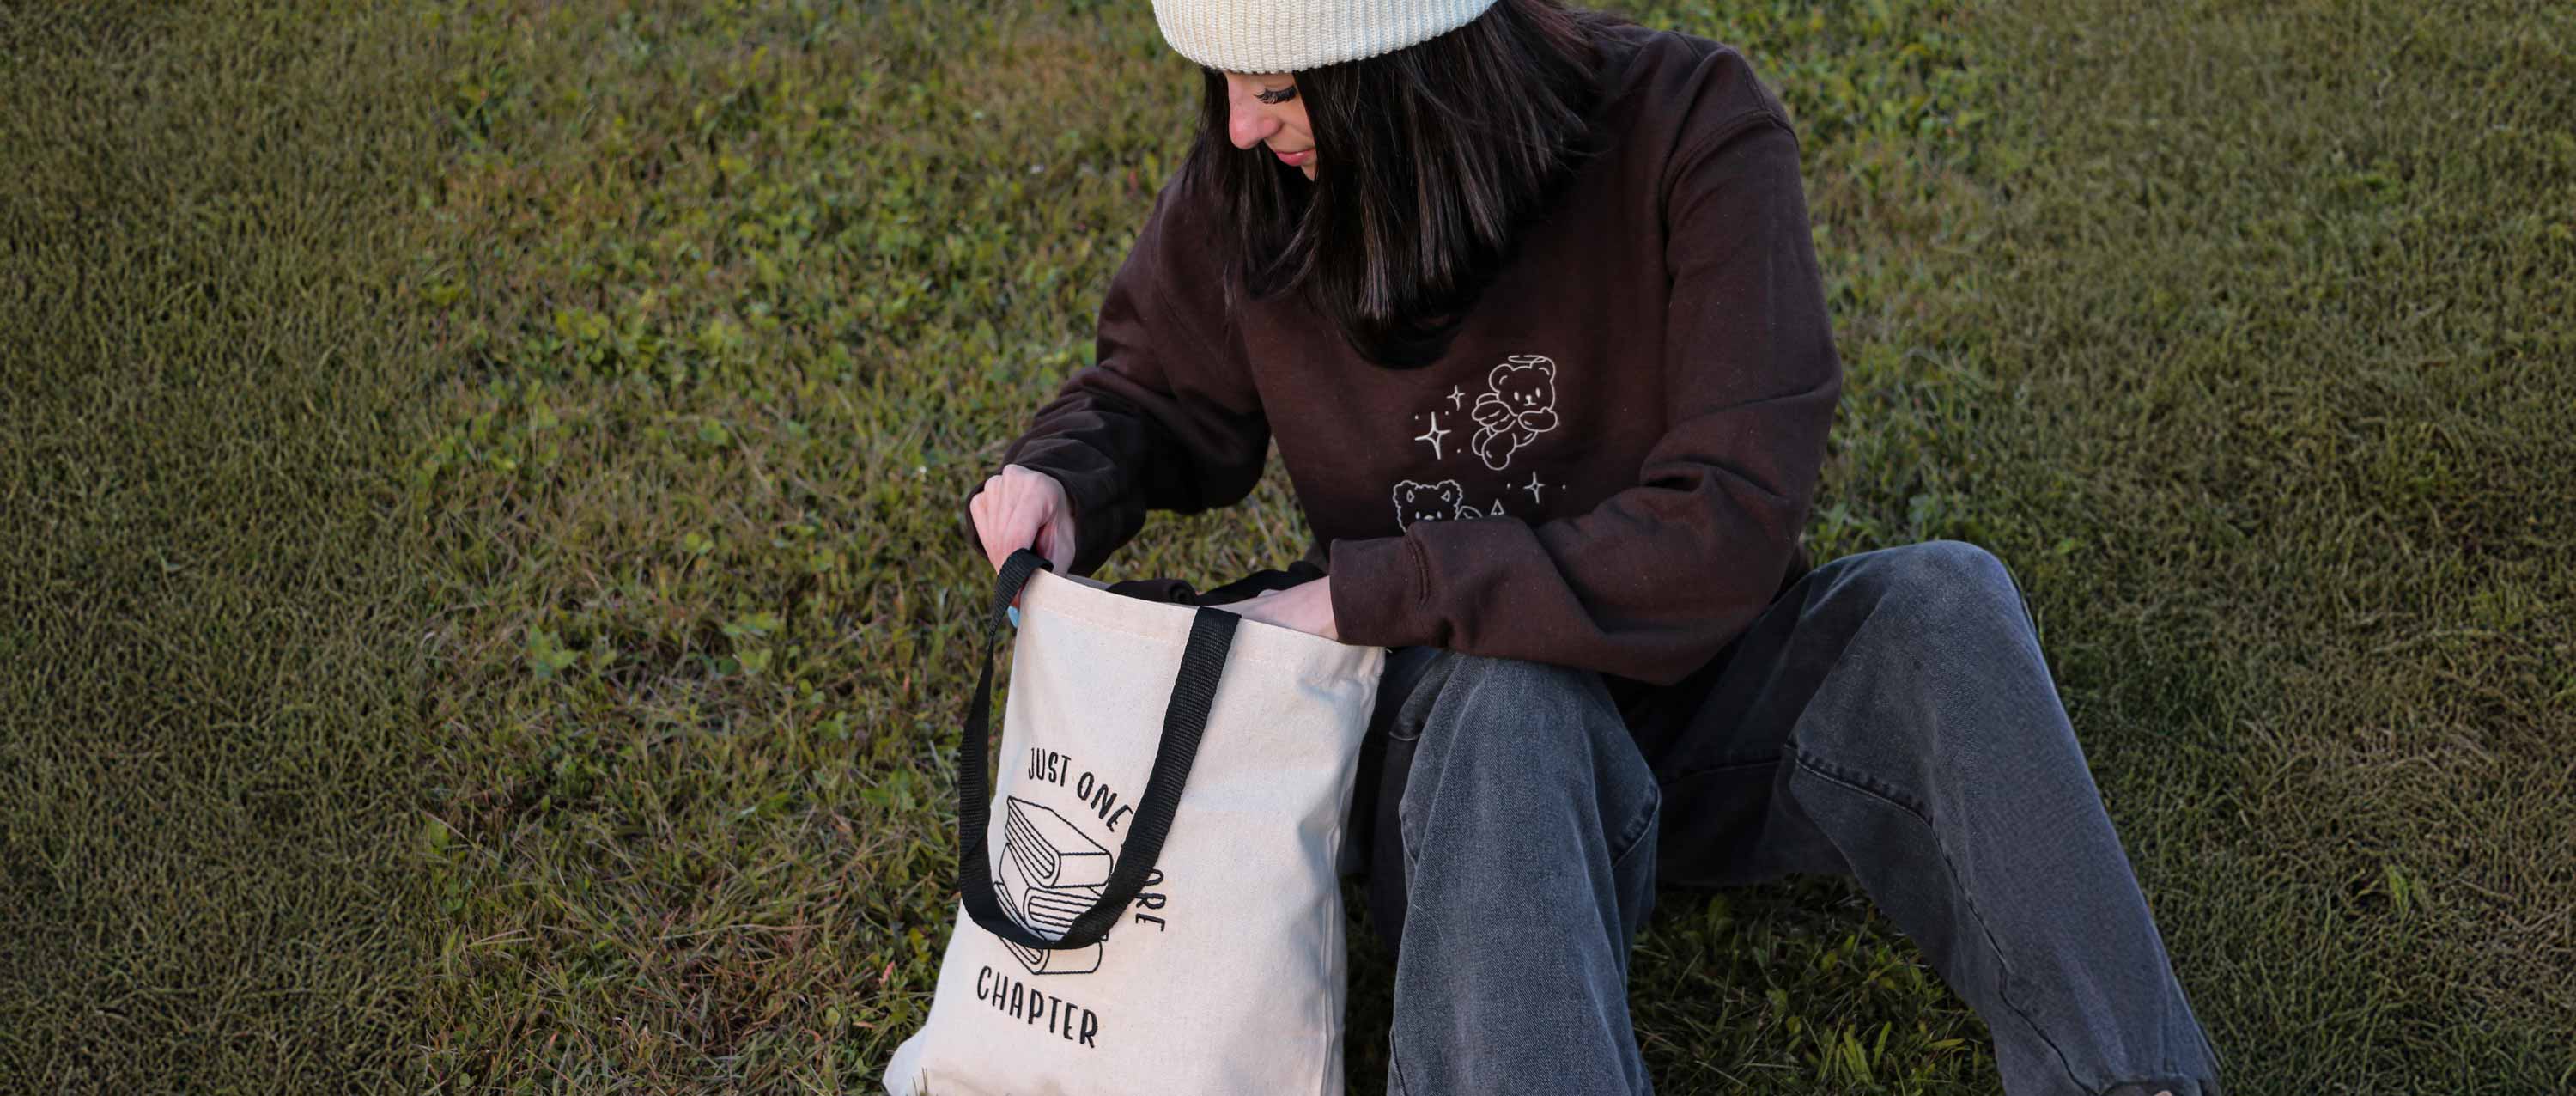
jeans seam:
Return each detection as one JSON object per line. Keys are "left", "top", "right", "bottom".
{"left": 1608, "top": 782, "right": 1662, "bottom": 871}
{"left": 1669, "top": 755, "right": 1783, "bottom": 782}
{"left": 1785, "top": 742, "right": 2100, "bottom": 1095}
{"left": 1999, "top": 545, "right": 2044, "bottom": 646}
{"left": 1783, "top": 744, "right": 1928, "bottom": 819}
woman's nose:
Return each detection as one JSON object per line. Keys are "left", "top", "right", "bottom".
{"left": 1228, "top": 97, "right": 1280, "bottom": 150}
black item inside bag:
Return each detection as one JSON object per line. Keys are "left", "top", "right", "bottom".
{"left": 1101, "top": 560, "right": 1328, "bottom": 607}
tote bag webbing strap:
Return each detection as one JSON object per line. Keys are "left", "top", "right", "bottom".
{"left": 956, "top": 549, "right": 1240, "bottom": 950}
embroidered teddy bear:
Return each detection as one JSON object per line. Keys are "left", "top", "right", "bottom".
{"left": 1468, "top": 355, "right": 1560, "bottom": 471}
{"left": 1391, "top": 478, "right": 1473, "bottom": 531}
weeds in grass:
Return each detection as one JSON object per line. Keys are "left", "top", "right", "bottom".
{"left": 7, "top": 0, "right": 2570, "bottom": 1091}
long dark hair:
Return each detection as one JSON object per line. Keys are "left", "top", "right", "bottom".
{"left": 1177, "top": 0, "right": 1629, "bottom": 368}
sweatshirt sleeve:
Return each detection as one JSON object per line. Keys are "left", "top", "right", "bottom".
{"left": 1327, "top": 113, "right": 1840, "bottom": 685}
{"left": 964, "top": 176, "right": 1271, "bottom": 577}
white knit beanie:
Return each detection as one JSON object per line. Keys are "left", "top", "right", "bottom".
{"left": 1150, "top": 0, "right": 1503, "bottom": 73}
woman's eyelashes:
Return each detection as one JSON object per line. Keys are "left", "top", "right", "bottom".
{"left": 1255, "top": 84, "right": 1297, "bottom": 105}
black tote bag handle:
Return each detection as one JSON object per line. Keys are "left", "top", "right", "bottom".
{"left": 955, "top": 549, "right": 1239, "bottom": 950}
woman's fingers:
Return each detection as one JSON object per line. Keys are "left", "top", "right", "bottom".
{"left": 1034, "top": 524, "right": 1070, "bottom": 575}
{"left": 1039, "top": 511, "right": 1078, "bottom": 575}
{"left": 969, "top": 476, "right": 1024, "bottom": 574}
{"left": 969, "top": 466, "right": 1074, "bottom": 578}
{"left": 968, "top": 479, "right": 999, "bottom": 571}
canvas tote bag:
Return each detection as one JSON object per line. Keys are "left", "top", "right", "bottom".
{"left": 884, "top": 550, "right": 1387, "bottom": 1095}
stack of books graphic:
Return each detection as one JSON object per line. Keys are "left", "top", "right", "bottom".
{"left": 994, "top": 796, "right": 1112, "bottom": 975}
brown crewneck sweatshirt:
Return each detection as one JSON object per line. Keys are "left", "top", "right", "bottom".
{"left": 981, "top": 23, "right": 1841, "bottom": 692}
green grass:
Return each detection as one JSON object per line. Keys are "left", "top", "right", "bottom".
{"left": 0, "top": 2, "right": 449, "bottom": 1088}
{"left": 5, "top": 0, "right": 2572, "bottom": 1091}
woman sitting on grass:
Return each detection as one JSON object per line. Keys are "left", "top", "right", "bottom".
{"left": 968, "top": 1, "right": 2224, "bottom": 1093}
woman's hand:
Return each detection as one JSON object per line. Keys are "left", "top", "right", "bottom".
{"left": 969, "top": 465, "right": 1079, "bottom": 576}
{"left": 1218, "top": 578, "right": 1339, "bottom": 641}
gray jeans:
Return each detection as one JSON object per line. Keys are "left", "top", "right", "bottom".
{"left": 1342, "top": 539, "right": 2224, "bottom": 1096}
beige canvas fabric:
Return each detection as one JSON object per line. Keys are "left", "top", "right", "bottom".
{"left": 885, "top": 566, "right": 1386, "bottom": 1095}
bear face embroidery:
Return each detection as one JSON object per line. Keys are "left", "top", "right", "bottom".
{"left": 1468, "top": 355, "right": 1560, "bottom": 471}
{"left": 1391, "top": 478, "right": 1472, "bottom": 531}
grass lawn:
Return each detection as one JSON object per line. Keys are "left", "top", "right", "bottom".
{"left": 4, "top": 0, "right": 2570, "bottom": 1092}
{"left": 2, "top": 3, "right": 448, "bottom": 1087}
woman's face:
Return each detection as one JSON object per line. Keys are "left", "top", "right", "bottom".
{"left": 1221, "top": 70, "right": 1315, "bottom": 180}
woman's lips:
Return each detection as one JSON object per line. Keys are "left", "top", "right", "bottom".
{"left": 1273, "top": 147, "right": 1313, "bottom": 167}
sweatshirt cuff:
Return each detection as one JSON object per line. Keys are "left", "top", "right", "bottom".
{"left": 993, "top": 444, "right": 1136, "bottom": 578}
{"left": 1327, "top": 534, "right": 1440, "bottom": 649}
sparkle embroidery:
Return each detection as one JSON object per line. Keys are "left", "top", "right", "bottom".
{"left": 1388, "top": 355, "right": 1564, "bottom": 531}
{"left": 1468, "top": 355, "right": 1561, "bottom": 471}
{"left": 1413, "top": 411, "right": 1452, "bottom": 460}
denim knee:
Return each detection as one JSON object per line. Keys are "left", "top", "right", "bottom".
{"left": 1793, "top": 539, "right": 2074, "bottom": 771}
{"left": 1856, "top": 539, "right": 2026, "bottom": 627}
{"left": 1412, "top": 654, "right": 1625, "bottom": 761}
{"left": 1398, "top": 653, "right": 1659, "bottom": 858}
